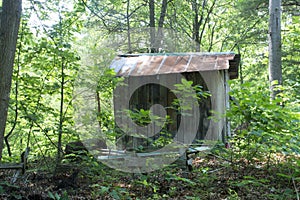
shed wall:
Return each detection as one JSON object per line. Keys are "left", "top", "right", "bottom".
{"left": 114, "top": 71, "right": 226, "bottom": 150}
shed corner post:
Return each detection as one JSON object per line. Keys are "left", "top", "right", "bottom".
{"left": 224, "top": 69, "right": 231, "bottom": 142}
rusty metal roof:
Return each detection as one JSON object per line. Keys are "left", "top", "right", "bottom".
{"left": 110, "top": 52, "right": 240, "bottom": 79}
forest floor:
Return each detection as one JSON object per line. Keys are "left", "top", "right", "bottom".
{"left": 0, "top": 150, "right": 299, "bottom": 200}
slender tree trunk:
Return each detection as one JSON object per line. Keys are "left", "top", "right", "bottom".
{"left": 192, "top": 0, "right": 213, "bottom": 52}
{"left": 199, "top": 0, "right": 216, "bottom": 51}
{"left": 155, "top": 0, "right": 168, "bottom": 51}
{"left": 149, "top": 0, "right": 156, "bottom": 52}
{"left": 56, "top": 8, "right": 64, "bottom": 164}
{"left": 96, "top": 91, "right": 101, "bottom": 128}
{"left": 192, "top": 0, "right": 200, "bottom": 52}
{"left": 149, "top": 0, "right": 168, "bottom": 53}
{"left": 0, "top": 0, "right": 22, "bottom": 161}
{"left": 268, "top": 0, "right": 282, "bottom": 99}
{"left": 126, "top": 0, "right": 132, "bottom": 53}
{"left": 57, "top": 59, "right": 65, "bottom": 163}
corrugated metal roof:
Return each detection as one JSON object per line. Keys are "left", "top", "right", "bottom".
{"left": 110, "top": 52, "right": 240, "bottom": 79}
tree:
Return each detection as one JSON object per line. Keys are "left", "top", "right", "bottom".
{"left": 29, "top": 0, "right": 83, "bottom": 164}
{"left": 190, "top": 0, "right": 216, "bottom": 52}
{"left": 0, "top": 0, "right": 22, "bottom": 161}
{"left": 268, "top": 0, "right": 282, "bottom": 99}
{"left": 148, "top": 0, "right": 169, "bottom": 52}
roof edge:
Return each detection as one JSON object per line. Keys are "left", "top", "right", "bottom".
{"left": 228, "top": 54, "right": 241, "bottom": 79}
{"left": 118, "top": 52, "right": 236, "bottom": 57}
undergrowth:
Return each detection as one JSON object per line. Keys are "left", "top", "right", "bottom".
{"left": 0, "top": 82, "right": 299, "bottom": 199}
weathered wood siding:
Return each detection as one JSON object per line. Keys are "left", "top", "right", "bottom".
{"left": 116, "top": 72, "right": 213, "bottom": 150}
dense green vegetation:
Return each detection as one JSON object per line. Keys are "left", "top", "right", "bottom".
{"left": 0, "top": 0, "right": 299, "bottom": 199}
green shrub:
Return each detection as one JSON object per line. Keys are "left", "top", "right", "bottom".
{"left": 227, "top": 82, "right": 300, "bottom": 166}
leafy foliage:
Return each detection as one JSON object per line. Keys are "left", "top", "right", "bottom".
{"left": 226, "top": 81, "right": 300, "bottom": 187}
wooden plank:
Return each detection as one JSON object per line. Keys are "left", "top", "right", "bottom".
{"left": 0, "top": 147, "right": 30, "bottom": 173}
{"left": 97, "top": 150, "right": 180, "bottom": 160}
{"left": 0, "top": 163, "right": 23, "bottom": 169}
{"left": 137, "top": 151, "right": 180, "bottom": 157}
{"left": 186, "top": 146, "right": 212, "bottom": 154}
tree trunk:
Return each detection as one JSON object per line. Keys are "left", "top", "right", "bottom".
{"left": 192, "top": 0, "right": 200, "bottom": 51}
{"left": 268, "top": 0, "right": 282, "bottom": 99}
{"left": 0, "top": 0, "right": 22, "bottom": 161}
{"left": 149, "top": 0, "right": 169, "bottom": 53}
{"left": 56, "top": 9, "right": 65, "bottom": 164}
{"left": 56, "top": 59, "right": 65, "bottom": 163}
{"left": 149, "top": 0, "right": 156, "bottom": 52}
{"left": 155, "top": 0, "right": 168, "bottom": 51}
{"left": 126, "top": 0, "right": 132, "bottom": 53}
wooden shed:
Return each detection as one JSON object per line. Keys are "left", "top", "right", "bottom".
{"left": 110, "top": 52, "right": 240, "bottom": 151}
